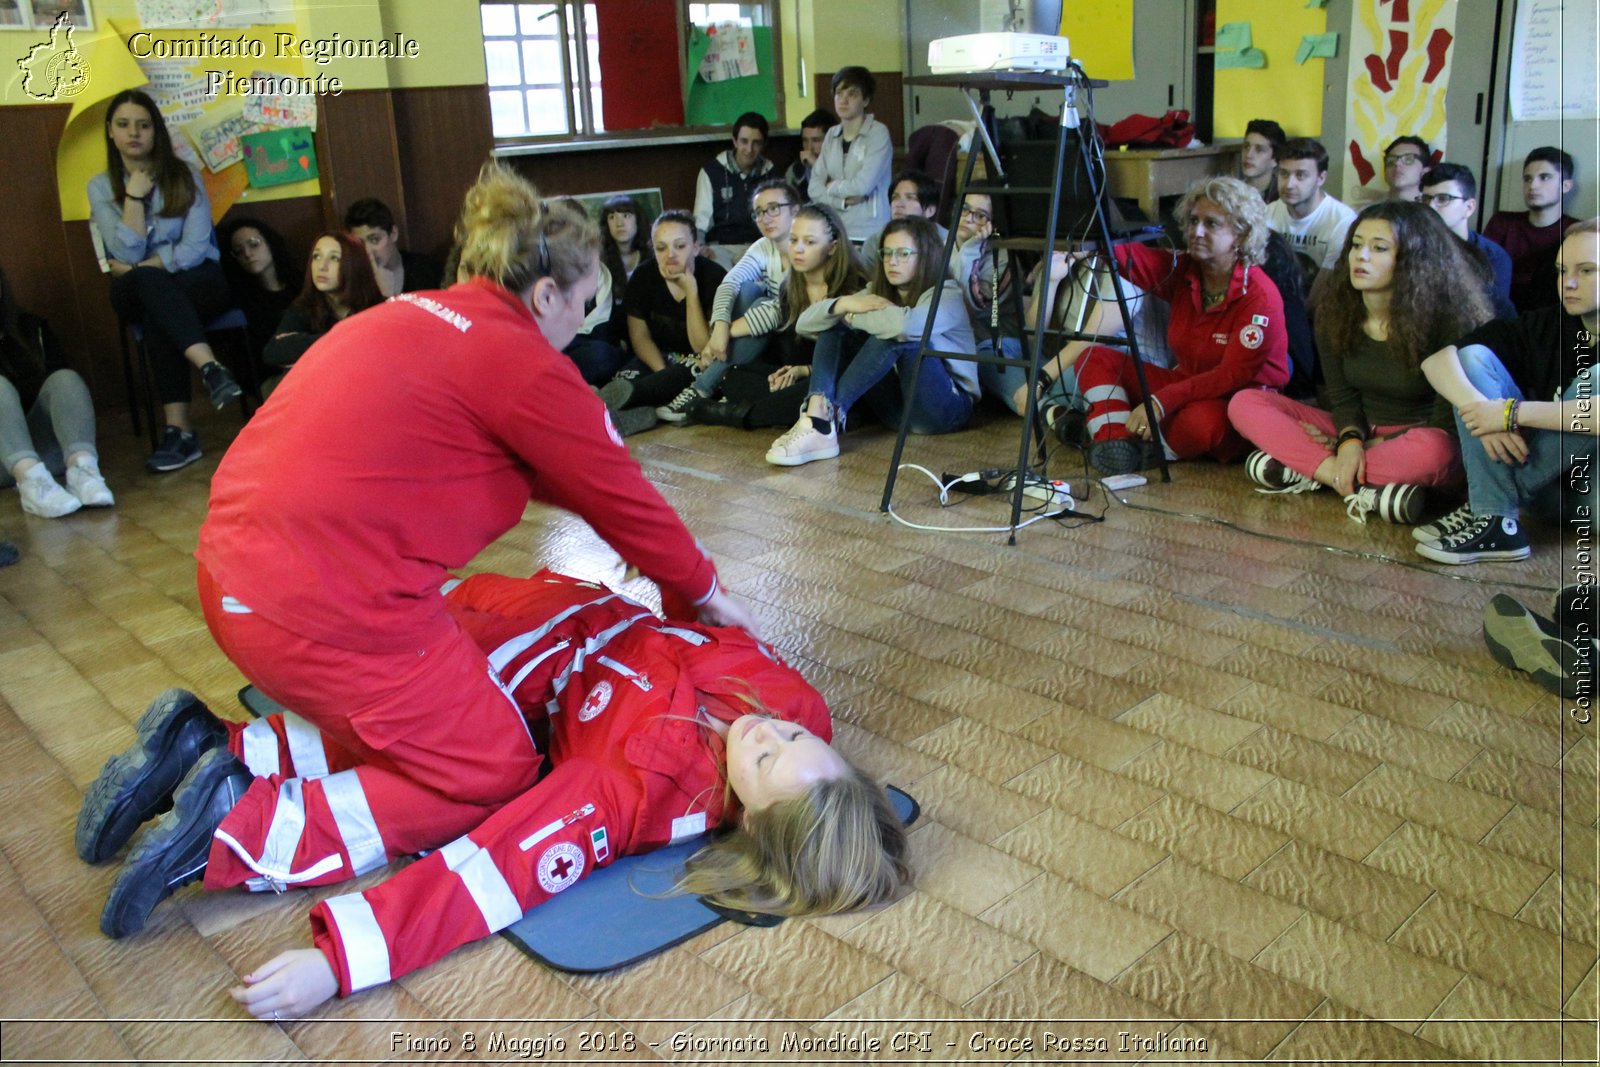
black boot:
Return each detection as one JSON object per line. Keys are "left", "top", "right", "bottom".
{"left": 77, "top": 689, "right": 228, "bottom": 864}
{"left": 687, "top": 396, "right": 753, "bottom": 428}
{"left": 100, "top": 749, "right": 251, "bottom": 938}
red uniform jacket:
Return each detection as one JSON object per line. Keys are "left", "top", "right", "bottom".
{"left": 1115, "top": 242, "right": 1290, "bottom": 415}
{"left": 307, "top": 572, "right": 830, "bottom": 996}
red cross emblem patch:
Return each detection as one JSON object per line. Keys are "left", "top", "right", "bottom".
{"left": 536, "top": 841, "right": 585, "bottom": 893}
{"left": 579, "top": 681, "right": 613, "bottom": 721}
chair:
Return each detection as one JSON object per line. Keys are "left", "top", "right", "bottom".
{"left": 906, "top": 123, "right": 963, "bottom": 217}
{"left": 120, "top": 307, "right": 258, "bottom": 448}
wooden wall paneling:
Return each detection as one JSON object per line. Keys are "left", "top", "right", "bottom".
{"left": 391, "top": 85, "right": 497, "bottom": 259}
{"left": 813, "top": 71, "right": 906, "bottom": 145}
{"left": 313, "top": 90, "right": 405, "bottom": 236}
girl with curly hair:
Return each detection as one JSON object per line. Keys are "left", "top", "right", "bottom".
{"left": 1043, "top": 176, "right": 1291, "bottom": 475}
{"left": 1230, "top": 200, "right": 1493, "bottom": 524}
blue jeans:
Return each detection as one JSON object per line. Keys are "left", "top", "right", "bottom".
{"left": 809, "top": 325, "right": 973, "bottom": 434}
{"left": 977, "top": 336, "right": 1033, "bottom": 415}
{"left": 694, "top": 276, "right": 771, "bottom": 395}
{"left": 1456, "top": 343, "right": 1598, "bottom": 520}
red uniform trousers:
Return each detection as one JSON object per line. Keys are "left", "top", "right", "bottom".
{"left": 1076, "top": 347, "right": 1247, "bottom": 461}
{"left": 198, "top": 563, "right": 544, "bottom": 892}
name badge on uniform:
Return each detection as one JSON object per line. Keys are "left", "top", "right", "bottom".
{"left": 669, "top": 812, "right": 707, "bottom": 843}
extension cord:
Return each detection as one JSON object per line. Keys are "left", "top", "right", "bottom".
{"left": 1019, "top": 479, "right": 1073, "bottom": 509}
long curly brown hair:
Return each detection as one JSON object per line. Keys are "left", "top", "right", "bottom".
{"left": 1315, "top": 200, "right": 1494, "bottom": 370}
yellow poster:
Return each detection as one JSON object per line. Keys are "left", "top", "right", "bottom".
{"left": 1213, "top": 0, "right": 1328, "bottom": 137}
{"left": 1061, "top": 0, "right": 1135, "bottom": 82}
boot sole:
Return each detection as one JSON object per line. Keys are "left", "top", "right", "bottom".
{"left": 100, "top": 749, "right": 238, "bottom": 939}
{"left": 1415, "top": 542, "right": 1532, "bottom": 565}
{"left": 1482, "top": 594, "right": 1582, "bottom": 699}
{"left": 766, "top": 444, "right": 839, "bottom": 467}
{"left": 76, "top": 690, "right": 219, "bottom": 864}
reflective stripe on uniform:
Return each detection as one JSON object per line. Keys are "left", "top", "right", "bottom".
{"left": 504, "top": 639, "right": 570, "bottom": 696}
{"left": 322, "top": 892, "right": 393, "bottom": 991}
{"left": 239, "top": 718, "right": 281, "bottom": 778}
{"left": 655, "top": 626, "right": 710, "bottom": 645}
{"left": 486, "top": 594, "right": 623, "bottom": 673}
{"left": 550, "top": 611, "right": 654, "bottom": 700}
{"left": 439, "top": 836, "right": 524, "bottom": 932}
{"left": 219, "top": 779, "right": 347, "bottom": 889}
{"left": 282, "top": 712, "right": 329, "bottom": 779}
{"left": 320, "top": 770, "right": 388, "bottom": 876}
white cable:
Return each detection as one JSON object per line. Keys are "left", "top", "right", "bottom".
{"left": 887, "top": 464, "right": 1072, "bottom": 533}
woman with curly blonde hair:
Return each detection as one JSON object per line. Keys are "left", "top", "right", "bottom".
{"left": 1048, "top": 175, "right": 1290, "bottom": 474}
{"left": 1229, "top": 200, "right": 1493, "bottom": 524}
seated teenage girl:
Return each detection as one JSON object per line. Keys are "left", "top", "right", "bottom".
{"left": 261, "top": 231, "right": 384, "bottom": 374}
{"left": 88, "top": 89, "right": 244, "bottom": 474}
{"left": 599, "top": 211, "right": 727, "bottom": 434}
{"left": 1229, "top": 201, "right": 1493, "bottom": 524}
{"left": 560, "top": 196, "right": 635, "bottom": 385}
{"left": 80, "top": 568, "right": 912, "bottom": 1019}
{"left": 218, "top": 218, "right": 299, "bottom": 366}
{"left": 767, "top": 216, "right": 977, "bottom": 467}
{"left": 656, "top": 180, "right": 800, "bottom": 423}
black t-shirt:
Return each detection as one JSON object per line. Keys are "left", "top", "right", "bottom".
{"left": 400, "top": 251, "right": 444, "bottom": 293}
{"left": 1455, "top": 308, "right": 1595, "bottom": 402}
{"left": 623, "top": 256, "right": 727, "bottom": 356}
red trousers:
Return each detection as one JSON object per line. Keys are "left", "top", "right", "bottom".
{"left": 198, "top": 564, "right": 543, "bottom": 891}
{"left": 1075, "top": 346, "right": 1248, "bottom": 462}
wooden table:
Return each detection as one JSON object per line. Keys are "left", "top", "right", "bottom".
{"left": 1101, "top": 144, "right": 1242, "bottom": 221}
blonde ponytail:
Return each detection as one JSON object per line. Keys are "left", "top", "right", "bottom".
{"left": 453, "top": 161, "right": 600, "bottom": 295}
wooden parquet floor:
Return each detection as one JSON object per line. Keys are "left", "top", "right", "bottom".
{"left": 0, "top": 400, "right": 1595, "bottom": 1064}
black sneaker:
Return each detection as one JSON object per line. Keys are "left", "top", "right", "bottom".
{"left": 76, "top": 689, "right": 227, "bottom": 864}
{"left": 1413, "top": 502, "right": 1475, "bottom": 544}
{"left": 1482, "top": 593, "right": 1592, "bottom": 699}
{"left": 100, "top": 749, "right": 251, "bottom": 939}
{"left": 200, "top": 362, "right": 243, "bottom": 409}
{"left": 1415, "top": 514, "right": 1531, "bottom": 564}
{"left": 1043, "top": 402, "right": 1087, "bottom": 446}
{"left": 656, "top": 387, "right": 704, "bottom": 423}
{"left": 1344, "top": 483, "right": 1426, "bottom": 525}
{"left": 1090, "top": 436, "right": 1162, "bottom": 475}
{"left": 686, "top": 396, "right": 752, "bottom": 428}
{"left": 1245, "top": 449, "right": 1321, "bottom": 494}
{"left": 146, "top": 426, "right": 202, "bottom": 473}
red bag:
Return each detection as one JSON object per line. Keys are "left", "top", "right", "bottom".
{"left": 1098, "top": 110, "right": 1197, "bottom": 149}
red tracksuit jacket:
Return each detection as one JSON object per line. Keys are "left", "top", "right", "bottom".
{"left": 305, "top": 572, "right": 830, "bottom": 996}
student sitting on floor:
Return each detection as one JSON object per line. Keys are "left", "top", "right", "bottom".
{"left": 656, "top": 180, "right": 800, "bottom": 423}
{"left": 218, "top": 218, "right": 299, "bottom": 366}
{"left": 949, "top": 191, "right": 1034, "bottom": 415}
{"left": 79, "top": 568, "right": 911, "bottom": 1020}
{"left": 766, "top": 216, "right": 976, "bottom": 467}
{"left": 1414, "top": 218, "right": 1599, "bottom": 565}
{"left": 1229, "top": 201, "right": 1493, "bottom": 524}
{"left": 859, "top": 169, "right": 947, "bottom": 276}
{"left": 599, "top": 211, "right": 727, "bottom": 435}
{"left": 344, "top": 197, "right": 443, "bottom": 298}
{"left": 260, "top": 232, "right": 384, "bottom": 375}
{"left": 1484, "top": 147, "right": 1578, "bottom": 314}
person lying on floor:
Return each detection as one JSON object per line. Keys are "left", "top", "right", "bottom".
{"left": 79, "top": 569, "right": 911, "bottom": 1019}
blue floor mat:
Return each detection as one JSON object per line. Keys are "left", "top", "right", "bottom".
{"left": 237, "top": 685, "right": 920, "bottom": 973}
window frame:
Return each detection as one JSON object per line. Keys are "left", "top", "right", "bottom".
{"left": 480, "top": 0, "right": 786, "bottom": 153}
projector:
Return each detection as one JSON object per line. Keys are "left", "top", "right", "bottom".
{"left": 928, "top": 32, "right": 1071, "bottom": 74}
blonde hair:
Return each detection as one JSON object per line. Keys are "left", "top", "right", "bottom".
{"left": 675, "top": 766, "right": 911, "bottom": 917}
{"left": 1173, "top": 175, "right": 1271, "bottom": 268}
{"left": 784, "top": 202, "right": 864, "bottom": 326}
{"left": 453, "top": 162, "right": 600, "bottom": 295}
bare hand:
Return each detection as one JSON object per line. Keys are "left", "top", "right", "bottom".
{"left": 768, "top": 365, "right": 807, "bottom": 390}
{"left": 124, "top": 170, "right": 154, "bottom": 200}
{"left": 1460, "top": 398, "right": 1510, "bottom": 438}
{"left": 705, "top": 322, "right": 731, "bottom": 364}
{"left": 230, "top": 949, "right": 339, "bottom": 1021}
{"left": 664, "top": 270, "right": 698, "bottom": 299}
{"left": 1332, "top": 440, "right": 1365, "bottom": 496}
{"left": 108, "top": 261, "right": 131, "bottom": 277}
{"left": 1479, "top": 430, "right": 1529, "bottom": 464}
{"left": 1124, "top": 397, "right": 1163, "bottom": 441}
{"left": 697, "top": 587, "right": 760, "bottom": 636}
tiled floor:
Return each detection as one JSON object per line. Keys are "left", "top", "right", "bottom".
{"left": 0, "top": 401, "right": 1595, "bottom": 1063}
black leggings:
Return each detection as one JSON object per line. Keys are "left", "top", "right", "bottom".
{"left": 110, "top": 260, "right": 231, "bottom": 405}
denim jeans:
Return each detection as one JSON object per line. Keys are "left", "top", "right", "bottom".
{"left": 694, "top": 275, "right": 772, "bottom": 395}
{"left": 1456, "top": 343, "right": 1598, "bottom": 520}
{"left": 977, "top": 336, "right": 1032, "bottom": 415}
{"left": 808, "top": 324, "right": 973, "bottom": 434}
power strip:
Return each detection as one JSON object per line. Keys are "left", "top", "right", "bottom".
{"left": 1020, "top": 479, "right": 1073, "bottom": 509}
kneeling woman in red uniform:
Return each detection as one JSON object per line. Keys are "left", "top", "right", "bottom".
{"left": 78, "top": 164, "right": 761, "bottom": 911}
{"left": 81, "top": 570, "right": 911, "bottom": 1018}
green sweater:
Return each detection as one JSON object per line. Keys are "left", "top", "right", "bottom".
{"left": 1323, "top": 331, "right": 1454, "bottom": 434}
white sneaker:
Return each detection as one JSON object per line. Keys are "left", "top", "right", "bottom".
{"left": 765, "top": 416, "right": 839, "bottom": 467}
{"left": 1344, "top": 483, "right": 1425, "bottom": 525}
{"left": 66, "top": 457, "right": 115, "bottom": 508}
{"left": 17, "top": 466, "right": 82, "bottom": 518}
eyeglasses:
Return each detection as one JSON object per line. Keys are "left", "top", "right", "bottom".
{"left": 1419, "top": 192, "right": 1467, "bottom": 206}
{"left": 960, "top": 206, "right": 993, "bottom": 223}
{"left": 880, "top": 247, "right": 919, "bottom": 262}
{"left": 1385, "top": 152, "right": 1424, "bottom": 166}
{"left": 751, "top": 202, "right": 795, "bottom": 220}
{"left": 231, "top": 237, "right": 264, "bottom": 256}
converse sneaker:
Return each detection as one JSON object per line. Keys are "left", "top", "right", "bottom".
{"left": 1245, "top": 450, "right": 1322, "bottom": 494}
{"left": 1089, "top": 436, "right": 1162, "bottom": 476}
{"left": 1415, "top": 514, "right": 1531, "bottom": 564}
{"left": 1343, "top": 483, "right": 1425, "bottom": 525}
{"left": 656, "top": 387, "right": 705, "bottom": 423}
{"left": 1482, "top": 593, "right": 1592, "bottom": 699}
{"left": 765, "top": 415, "right": 839, "bottom": 466}
{"left": 146, "top": 427, "right": 202, "bottom": 473}
{"left": 16, "top": 465, "right": 81, "bottom": 517}
{"left": 65, "top": 456, "right": 115, "bottom": 508}
{"left": 200, "top": 361, "right": 243, "bottom": 409}
{"left": 1413, "top": 502, "right": 1475, "bottom": 544}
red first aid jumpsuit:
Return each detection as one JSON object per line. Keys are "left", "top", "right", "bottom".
{"left": 195, "top": 280, "right": 722, "bottom": 889}
{"left": 203, "top": 571, "right": 830, "bottom": 995}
